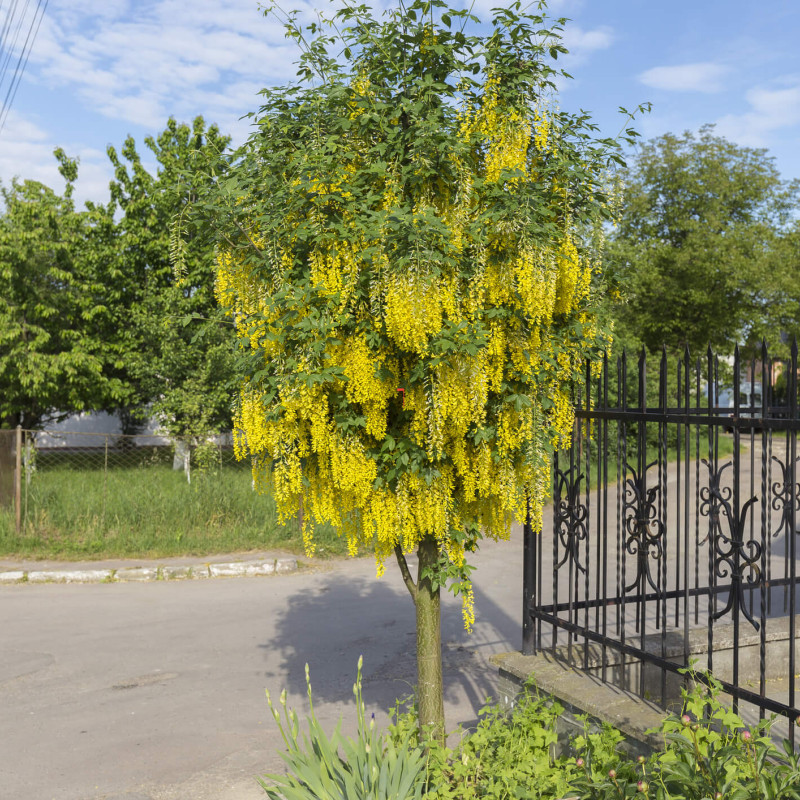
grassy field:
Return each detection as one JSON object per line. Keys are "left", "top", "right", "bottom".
{"left": 0, "top": 458, "right": 349, "bottom": 561}
{"left": 0, "top": 435, "right": 738, "bottom": 562}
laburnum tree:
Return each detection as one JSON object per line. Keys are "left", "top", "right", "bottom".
{"left": 194, "top": 0, "right": 644, "bottom": 739}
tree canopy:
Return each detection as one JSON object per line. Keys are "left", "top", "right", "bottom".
{"left": 194, "top": 0, "right": 645, "bottom": 737}
{"left": 606, "top": 125, "right": 800, "bottom": 357}
{"left": 107, "top": 116, "right": 236, "bottom": 438}
{"left": 0, "top": 153, "right": 122, "bottom": 429}
{"left": 0, "top": 118, "right": 237, "bottom": 438}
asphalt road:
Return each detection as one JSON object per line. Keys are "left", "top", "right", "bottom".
{"left": 0, "top": 531, "right": 524, "bottom": 800}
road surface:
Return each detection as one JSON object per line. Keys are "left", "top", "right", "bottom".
{"left": 0, "top": 532, "right": 525, "bottom": 799}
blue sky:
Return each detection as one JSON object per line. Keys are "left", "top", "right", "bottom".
{"left": 1, "top": 0, "right": 799, "bottom": 207}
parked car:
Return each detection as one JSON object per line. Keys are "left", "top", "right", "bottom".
{"left": 718, "top": 381, "right": 763, "bottom": 431}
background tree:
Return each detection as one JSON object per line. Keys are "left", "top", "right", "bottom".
{"left": 0, "top": 152, "right": 123, "bottom": 429}
{"left": 189, "top": 0, "right": 643, "bottom": 739}
{"left": 606, "top": 125, "right": 800, "bottom": 358}
{"left": 106, "top": 116, "right": 236, "bottom": 441}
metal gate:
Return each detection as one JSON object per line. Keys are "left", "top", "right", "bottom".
{"left": 524, "top": 343, "right": 800, "bottom": 743}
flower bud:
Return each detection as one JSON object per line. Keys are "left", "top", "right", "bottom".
{"left": 681, "top": 714, "right": 691, "bottom": 727}
{"left": 608, "top": 769, "right": 617, "bottom": 780}
{"left": 637, "top": 781, "right": 648, "bottom": 792}
{"left": 742, "top": 729, "right": 752, "bottom": 741}
{"left": 637, "top": 755, "right": 646, "bottom": 764}
{"left": 576, "top": 758, "right": 584, "bottom": 767}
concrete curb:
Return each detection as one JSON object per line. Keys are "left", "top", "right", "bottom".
{"left": 0, "top": 557, "right": 299, "bottom": 585}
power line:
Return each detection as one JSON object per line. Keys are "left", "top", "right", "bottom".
{"left": 0, "top": 0, "right": 49, "bottom": 135}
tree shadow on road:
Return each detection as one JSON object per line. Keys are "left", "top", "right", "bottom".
{"left": 257, "top": 558, "right": 520, "bottom": 733}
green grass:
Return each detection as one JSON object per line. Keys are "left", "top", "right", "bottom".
{"left": 0, "top": 435, "right": 739, "bottom": 562}
{"left": 0, "top": 459, "right": 350, "bottom": 561}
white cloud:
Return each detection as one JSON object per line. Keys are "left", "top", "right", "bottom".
{"left": 715, "top": 80, "right": 800, "bottom": 147}
{"left": 562, "top": 25, "right": 614, "bottom": 59}
{"left": 638, "top": 62, "right": 729, "bottom": 93}
{"left": 26, "top": 1, "right": 303, "bottom": 136}
{"left": 0, "top": 111, "right": 113, "bottom": 207}
{"left": 0, "top": 112, "right": 61, "bottom": 188}
{"left": 22, "top": 0, "right": 608, "bottom": 143}
{"left": 551, "top": 24, "right": 614, "bottom": 94}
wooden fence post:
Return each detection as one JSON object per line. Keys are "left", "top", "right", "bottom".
{"left": 15, "top": 425, "right": 22, "bottom": 535}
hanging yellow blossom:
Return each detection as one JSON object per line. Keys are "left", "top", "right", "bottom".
{"left": 206, "top": 1, "right": 629, "bottom": 643}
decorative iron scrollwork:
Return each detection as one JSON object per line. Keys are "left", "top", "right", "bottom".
{"left": 770, "top": 455, "right": 800, "bottom": 539}
{"left": 622, "top": 461, "right": 665, "bottom": 595}
{"left": 700, "top": 460, "right": 762, "bottom": 630}
{"left": 554, "top": 464, "right": 588, "bottom": 574}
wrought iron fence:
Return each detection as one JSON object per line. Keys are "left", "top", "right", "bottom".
{"left": 524, "top": 343, "right": 800, "bottom": 743}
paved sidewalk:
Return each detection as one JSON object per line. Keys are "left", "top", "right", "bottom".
{"left": 0, "top": 550, "right": 300, "bottom": 584}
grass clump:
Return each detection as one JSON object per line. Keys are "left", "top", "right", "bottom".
{"left": 0, "top": 457, "right": 349, "bottom": 560}
{"left": 260, "top": 658, "right": 427, "bottom": 800}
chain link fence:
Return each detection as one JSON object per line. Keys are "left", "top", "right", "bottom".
{"left": 0, "top": 428, "right": 310, "bottom": 558}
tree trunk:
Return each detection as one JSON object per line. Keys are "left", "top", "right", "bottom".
{"left": 415, "top": 535, "right": 444, "bottom": 743}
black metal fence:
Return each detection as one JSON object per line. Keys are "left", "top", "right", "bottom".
{"left": 524, "top": 343, "right": 800, "bottom": 742}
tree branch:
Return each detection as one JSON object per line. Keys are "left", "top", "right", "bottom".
{"left": 394, "top": 544, "right": 417, "bottom": 601}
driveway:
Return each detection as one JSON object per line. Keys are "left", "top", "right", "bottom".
{"left": 0, "top": 530, "right": 524, "bottom": 799}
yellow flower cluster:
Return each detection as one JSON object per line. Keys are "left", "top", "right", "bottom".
{"left": 384, "top": 272, "right": 443, "bottom": 354}
{"left": 334, "top": 335, "right": 397, "bottom": 439}
{"left": 215, "top": 61, "right": 605, "bottom": 631}
{"left": 461, "top": 73, "right": 531, "bottom": 185}
{"left": 554, "top": 233, "right": 591, "bottom": 316}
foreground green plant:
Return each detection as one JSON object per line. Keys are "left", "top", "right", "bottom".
{"left": 390, "top": 682, "right": 577, "bottom": 799}
{"left": 260, "top": 657, "right": 427, "bottom": 800}
{"left": 569, "top": 670, "right": 800, "bottom": 800}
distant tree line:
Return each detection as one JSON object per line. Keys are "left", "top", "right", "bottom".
{"left": 1, "top": 120, "right": 798, "bottom": 432}
{"left": 0, "top": 116, "right": 237, "bottom": 436}
{"left": 604, "top": 125, "right": 800, "bottom": 362}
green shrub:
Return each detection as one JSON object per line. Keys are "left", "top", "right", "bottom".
{"left": 264, "top": 666, "right": 800, "bottom": 800}
{"left": 569, "top": 670, "right": 800, "bottom": 800}
{"left": 260, "top": 657, "right": 427, "bottom": 800}
{"left": 390, "top": 683, "right": 578, "bottom": 799}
